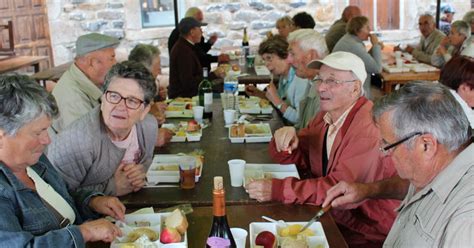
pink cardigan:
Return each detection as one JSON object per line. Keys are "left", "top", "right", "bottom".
{"left": 269, "top": 97, "right": 400, "bottom": 245}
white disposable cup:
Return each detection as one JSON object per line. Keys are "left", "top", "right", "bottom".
{"left": 192, "top": 106, "right": 204, "bottom": 122}
{"left": 394, "top": 51, "right": 402, "bottom": 59}
{"left": 396, "top": 58, "right": 403, "bottom": 68}
{"left": 230, "top": 228, "right": 248, "bottom": 248}
{"left": 224, "top": 109, "right": 236, "bottom": 125}
{"left": 228, "top": 159, "right": 246, "bottom": 187}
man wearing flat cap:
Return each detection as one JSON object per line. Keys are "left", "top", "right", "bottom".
{"left": 246, "top": 52, "right": 399, "bottom": 246}
{"left": 168, "top": 17, "right": 221, "bottom": 98}
{"left": 52, "top": 33, "right": 119, "bottom": 133}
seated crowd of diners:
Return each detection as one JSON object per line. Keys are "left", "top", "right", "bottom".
{"left": 0, "top": 5, "right": 473, "bottom": 248}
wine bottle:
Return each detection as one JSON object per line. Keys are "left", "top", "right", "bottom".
{"left": 206, "top": 177, "right": 236, "bottom": 248}
{"left": 242, "top": 28, "right": 249, "bottom": 57}
{"left": 198, "top": 67, "right": 213, "bottom": 119}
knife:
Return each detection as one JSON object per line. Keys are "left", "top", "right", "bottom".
{"left": 299, "top": 205, "right": 332, "bottom": 233}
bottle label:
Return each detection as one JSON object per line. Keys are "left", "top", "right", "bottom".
{"left": 223, "top": 81, "right": 238, "bottom": 94}
{"left": 204, "top": 92, "right": 213, "bottom": 112}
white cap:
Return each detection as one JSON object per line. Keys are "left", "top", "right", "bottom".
{"left": 307, "top": 51, "right": 367, "bottom": 83}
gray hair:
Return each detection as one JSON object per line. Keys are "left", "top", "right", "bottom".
{"left": 463, "top": 10, "right": 474, "bottom": 25}
{"left": 103, "top": 61, "right": 157, "bottom": 104}
{"left": 451, "top": 20, "right": 471, "bottom": 38}
{"left": 287, "top": 29, "right": 328, "bottom": 58}
{"left": 0, "top": 74, "right": 58, "bottom": 136}
{"left": 128, "top": 44, "right": 160, "bottom": 72}
{"left": 372, "top": 81, "right": 469, "bottom": 152}
{"left": 185, "top": 7, "right": 201, "bottom": 18}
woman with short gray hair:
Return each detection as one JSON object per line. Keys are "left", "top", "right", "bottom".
{"left": 0, "top": 74, "right": 125, "bottom": 246}
{"left": 432, "top": 20, "right": 472, "bottom": 67}
{"left": 333, "top": 16, "right": 383, "bottom": 99}
{"left": 47, "top": 61, "right": 159, "bottom": 196}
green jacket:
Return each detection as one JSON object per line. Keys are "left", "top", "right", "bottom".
{"left": 51, "top": 63, "right": 102, "bottom": 133}
{"left": 295, "top": 83, "right": 320, "bottom": 130}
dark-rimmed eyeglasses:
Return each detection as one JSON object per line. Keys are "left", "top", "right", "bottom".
{"left": 379, "top": 132, "right": 423, "bottom": 155}
{"left": 104, "top": 90, "right": 145, "bottom": 110}
{"left": 312, "top": 77, "right": 358, "bottom": 87}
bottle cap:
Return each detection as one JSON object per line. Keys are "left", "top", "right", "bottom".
{"left": 207, "top": 237, "right": 231, "bottom": 248}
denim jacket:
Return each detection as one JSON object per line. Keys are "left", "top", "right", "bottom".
{"left": 0, "top": 154, "right": 102, "bottom": 247}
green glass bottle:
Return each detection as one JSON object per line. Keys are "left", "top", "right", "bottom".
{"left": 198, "top": 67, "right": 213, "bottom": 119}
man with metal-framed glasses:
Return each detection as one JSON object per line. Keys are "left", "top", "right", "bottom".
{"left": 246, "top": 52, "right": 400, "bottom": 247}
{"left": 324, "top": 82, "right": 473, "bottom": 247}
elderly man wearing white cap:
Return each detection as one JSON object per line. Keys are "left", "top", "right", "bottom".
{"left": 52, "top": 33, "right": 119, "bottom": 133}
{"left": 246, "top": 52, "right": 400, "bottom": 247}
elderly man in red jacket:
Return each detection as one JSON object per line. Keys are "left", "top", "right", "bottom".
{"left": 246, "top": 51, "right": 399, "bottom": 248}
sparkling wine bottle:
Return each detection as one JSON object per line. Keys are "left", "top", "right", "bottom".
{"left": 206, "top": 177, "right": 236, "bottom": 248}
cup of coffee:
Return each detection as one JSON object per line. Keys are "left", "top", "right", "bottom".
{"left": 179, "top": 156, "right": 196, "bottom": 189}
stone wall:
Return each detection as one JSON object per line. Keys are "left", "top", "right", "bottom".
{"left": 47, "top": 0, "right": 472, "bottom": 68}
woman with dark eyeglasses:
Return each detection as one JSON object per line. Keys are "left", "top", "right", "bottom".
{"left": 47, "top": 61, "right": 158, "bottom": 197}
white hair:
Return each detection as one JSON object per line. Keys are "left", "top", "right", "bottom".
{"left": 287, "top": 29, "right": 328, "bottom": 59}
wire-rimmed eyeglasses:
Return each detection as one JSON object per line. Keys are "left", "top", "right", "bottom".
{"left": 104, "top": 90, "right": 145, "bottom": 110}
{"left": 379, "top": 132, "right": 423, "bottom": 155}
{"left": 312, "top": 77, "right": 358, "bottom": 87}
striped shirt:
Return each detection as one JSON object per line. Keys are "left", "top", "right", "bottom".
{"left": 384, "top": 144, "right": 474, "bottom": 248}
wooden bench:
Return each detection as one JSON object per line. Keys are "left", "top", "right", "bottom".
{"left": 31, "top": 62, "right": 72, "bottom": 86}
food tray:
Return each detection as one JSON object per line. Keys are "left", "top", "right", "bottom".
{"left": 161, "top": 122, "right": 202, "bottom": 142}
{"left": 165, "top": 98, "right": 197, "bottom": 118}
{"left": 228, "top": 123, "right": 272, "bottom": 143}
{"left": 146, "top": 155, "right": 203, "bottom": 184}
{"left": 239, "top": 97, "right": 273, "bottom": 115}
{"left": 111, "top": 212, "right": 188, "bottom": 248}
{"left": 249, "top": 221, "right": 329, "bottom": 248}
{"left": 382, "top": 64, "right": 410, "bottom": 73}
{"left": 243, "top": 163, "right": 299, "bottom": 186}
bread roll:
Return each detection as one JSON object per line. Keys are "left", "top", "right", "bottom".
{"left": 165, "top": 209, "right": 188, "bottom": 235}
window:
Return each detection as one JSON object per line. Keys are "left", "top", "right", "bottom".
{"left": 140, "top": 0, "right": 186, "bottom": 28}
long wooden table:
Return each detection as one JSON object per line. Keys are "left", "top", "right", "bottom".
{"left": 120, "top": 101, "right": 284, "bottom": 209}
{"left": 0, "top": 55, "right": 48, "bottom": 74}
{"left": 381, "top": 70, "right": 440, "bottom": 94}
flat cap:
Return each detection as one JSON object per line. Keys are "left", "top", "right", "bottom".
{"left": 179, "top": 17, "right": 207, "bottom": 35}
{"left": 76, "top": 33, "right": 120, "bottom": 57}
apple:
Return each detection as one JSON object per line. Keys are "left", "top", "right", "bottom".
{"left": 160, "top": 227, "right": 182, "bottom": 244}
{"left": 255, "top": 231, "right": 276, "bottom": 248}
{"left": 187, "top": 120, "right": 200, "bottom": 132}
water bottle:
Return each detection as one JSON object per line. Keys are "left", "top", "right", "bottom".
{"left": 223, "top": 73, "right": 238, "bottom": 96}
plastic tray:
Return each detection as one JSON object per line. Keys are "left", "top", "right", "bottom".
{"left": 161, "top": 122, "right": 202, "bottom": 142}
{"left": 249, "top": 221, "right": 329, "bottom": 248}
{"left": 228, "top": 123, "right": 272, "bottom": 143}
{"left": 111, "top": 212, "right": 188, "bottom": 248}
{"left": 147, "top": 155, "right": 203, "bottom": 184}
{"left": 243, "top": 163, "right": 299, "bottom": 186}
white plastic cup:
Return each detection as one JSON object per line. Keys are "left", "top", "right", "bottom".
{"left": 396, "top": 58, "right": 403, "bottom": 68}
{"left": 230, "top": 228, "right": 248, "bottom": 248}
{"left": 228, "top": 159, "right": 246, "bottom": 187}
{"left": 224, "top": 109, "right": 236, "bottom": 125}
{"left": 192, "top": 106, "right": 204, "bottom": 122}
{"left": 394, "top": 51, "right": 402, "bottom": 59}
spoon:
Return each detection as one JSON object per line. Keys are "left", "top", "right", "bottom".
{"left": 262, "top": 216, "right": 288, "bottom": 227}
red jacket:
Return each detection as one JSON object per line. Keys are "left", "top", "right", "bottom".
{"left": 269, "top": 97, "right": 399, "bottom": 246}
